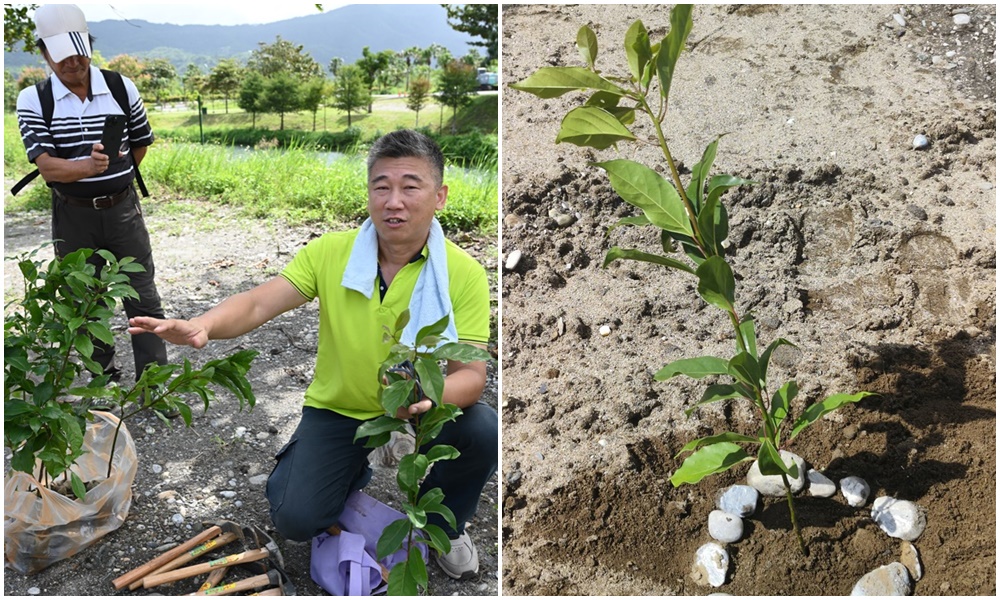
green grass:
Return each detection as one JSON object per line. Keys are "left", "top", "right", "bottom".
{"left": 4, "top": 113, "right": 497, "bottom": 234}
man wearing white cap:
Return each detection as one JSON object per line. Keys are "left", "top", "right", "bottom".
{"left": 16, "top": 4, "right": 167, "bottom": 383}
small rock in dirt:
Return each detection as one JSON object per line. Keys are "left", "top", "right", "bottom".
{"left": 840, "top": 476, "right": 871, "bottom": 507}
{"left": 691, "top": 542, "right": 729, "bottom": 588}
{"left": 170, "top": 513, "right": 184, "bottom": 525}
{"left": 255, "top": 431, "right": 269, "bottom": 441}
{"left": 248, "top": 474, "right": 269, "bottom": 486}
{"left": 234, "top": 426, "right": 248, "bottom": 438}
{"left": 553, "top": 214, "right": 576, "bottom": 228}
{"left": 716, "top": 485, "right": 760, "bottom": 517}
{"left": 599, "top": 325, "right": 612, "bottom": 336}
{"left": 155, "top": 542, "right": 178, "bottom": 552}
{"left": 900, "top": 541, "right": 923, "bottom": 581}
{"left": 708, "top": 510, "right": 744, "bottom": 543}
{"left": 912, "top": 134, "right": 930, "bottom": 150}
{"left": 151, "top": 464, "right": 163, "bottom": 474}
{"left": 953, "top": 14, "right": 971, "bottom": 26}
{"left": 893, "top": 14, "right": 906, "bottom": 27}
{"left": 850, "top": 562, "right": 913, "bottom": 596}
{"left": 807, "top": 469, "right": 837, "bottom": 498}
{"left": 746, "top": 451, "right": 806, "bottom": 496}
{"left": 905, "top": 205, "right": 928, "bottom": 221}
{"left": 871, "top": 496, "right": 926, "bottom": 541}
{"left": 27, "top": 587, "right": 40, "bottom": 595}
{"left": 505, "top": 249, "right": 523, "bottom": 271}
{"left": 219, "top": 490, "right": 237, "bottom": 499}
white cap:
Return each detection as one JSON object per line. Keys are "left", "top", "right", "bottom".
{"left": 34, "top": 4, "right": 91, "bottom": 63}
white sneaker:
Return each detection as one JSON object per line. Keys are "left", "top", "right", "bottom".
{"left": 435, "top": 531, "right": 479, "bottom": 580}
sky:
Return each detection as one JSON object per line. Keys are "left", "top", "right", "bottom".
{"left": 76, "top": 3, "right": 351, "bottom": 26}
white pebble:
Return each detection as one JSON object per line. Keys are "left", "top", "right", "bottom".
{"left": 893, "top": 14, "right": 906, "bottom": 27}
{"left": 708, "top": 510, "right": 744, "bottom": 543}
{"left": 170, "top": 513, "right": 184, "bottom": 525}
{"left": 599, "top": 325, "right": 612, "bottom": 336}
{"left": 716, "top": 485, "right": 759, "bottom": 517}
{"left": 234, "top": 426, "right": 248, "bottom": 438}
{"left": 692, "top": 543, "right": 729, "bottom": 587}
{"left": 598, "top": 439, "right": 608, "bottom": 447}
{"left": 504, "top": 250, "right": 523, "bottom": 271}
{"left": 151, "top": 464, "right": 163, "bottom": 474}
{"left": 28, "top": 587, "right": 41, "bottom": 595}
{"left": 840, "top": 476, "right": 871, "bottom": 507}
{"left": 871, "top": 496, "right": 926, "bottom": 541}
{"left": 219, "top": 491, "right": 237, "bottom": 499}
{"left": 851, "top": 562, "right": 913, "bottom": 596}
{"left": 248, "top": 474, "right": 269, "bottom": 486}
{"left": 953, "top": 14, "right": 971, "bottom": 26}
{"left": 806, "top": 469, "right": 837, "bottom": 497}
{"left": 234, "top": 500, "right": 243, "bottom": 508}
{"left": 912, "top": 134, "right": 930, "bottom": 149}
{"left": 255, "top": 431, "right": 269, "bottom": 441}
{"left": 746, "top": 451, "right": 806, "bottom": 496}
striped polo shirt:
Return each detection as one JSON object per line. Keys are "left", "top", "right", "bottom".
{"left": 16, "top": 66, "right": 154, "bottom": 197}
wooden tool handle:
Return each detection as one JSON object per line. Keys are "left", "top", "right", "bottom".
{"left": 142, "top": 548, "right": 269, "bottom": 589}
{"left": 187, "top": 573, "right": 269, "bottom": 597}
{"left": 112, "top": 525, "right": 222, "bottom": 590}
{"left": 198, "top": 566, "right": 230, "bottom": 592}
{"left": 129, "top": 531, "right": 239, "bottom": 591}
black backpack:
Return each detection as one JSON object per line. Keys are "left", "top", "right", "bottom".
{"left": 11, "top": 69, "right": 148, "bottom": 197}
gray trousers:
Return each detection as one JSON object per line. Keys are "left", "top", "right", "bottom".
{"left": 52, "top": 184, "right": 167, "bottom": 379}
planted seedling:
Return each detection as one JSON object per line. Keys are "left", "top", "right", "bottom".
{"left": 355, "top": 309, "right": 491, "bottom": 594}
{"left": 512, "top": 4, "right": 873, "bottom": 555}
{"left": 4, "top": 244, "right": 257, "bottom": 498}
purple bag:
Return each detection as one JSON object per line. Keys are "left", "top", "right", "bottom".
{"left": 311, "top": 491, "right": 429, "bottom": 595}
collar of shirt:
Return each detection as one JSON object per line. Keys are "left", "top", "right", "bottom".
{"left": 50, "top": 66, "right": 110, "bottom": 102}
{"left": 377, "top": 249, "right": 426, "bottom": 301}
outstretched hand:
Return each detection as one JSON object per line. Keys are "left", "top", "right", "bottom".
{"left": 128, "top": 316, "right": 209, "bottom": 349}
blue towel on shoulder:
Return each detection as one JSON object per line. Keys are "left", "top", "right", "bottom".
{"left": 341, "top": 217, "right": 456, "bottom": 349}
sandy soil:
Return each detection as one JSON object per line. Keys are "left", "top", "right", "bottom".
{"left": 500, "top": 4, "right": 995, "bottom": 596}
{"left": 3, "top": 200, "right": 499, "bottom": 596}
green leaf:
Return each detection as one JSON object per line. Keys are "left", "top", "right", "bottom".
{"left": 415, "top": 314, "right": 450, "bottom": 348}
{"left": 576, "top": 25, "right": 598, "bottom": 69}
{"left": 73, "top": 334, "right": 94, "bottom": 359}
{"left": 510, "top": 66, "right": 627, "bottom": 98}
{"left": 413, "top": 358, "right": 443, "bottom": 406}
{"left": 758, "top": 440, "right": 798, "bottom": 478}
{"left": 602, "top": 247, "right": 695, "bottom": 274}
{"left": 789, "top": 392, "right": 876, "bottom": 440}
{"left": 556, "top": 107, "right": 636, "bottom": 150}
{"left": 624, "top": 20, "right": 652, "bottom": 81}
{"left": 397, "top": 454, "right": 430, "bottom": 495}
{"left": 421, "top": 523, "right": 452, "bottom": 555}
{"left": 4, "top": 400, "right": 35, "bottom": 417}
{"left": 354, "top": 415, "right": 407, "bottom": 444}
{"left": 728, "top": 352, "right": 761, "bottom": 390}
{"left": 594, "top": 159, "right": 693, "bottom": 236}
{"left": 387, "top": 561, "right": 417, "bottom": 596}
{"left": 404, "top": 501, "right": 428, "bottom": 529}
{"left": 695, "top": 256, "right": 736, "bottom": 312}
{"left": 377, "top": 517, "right": 411, "bottom": 560}
{"left": 84, "top": 322, "right": 116, "bottom": 347}
{"left": 655, "top": 3, "right": 694, "bottom": 104}
{"left": 407, "top": 545, "right": 429, "bottom": 591}
{"left": 425, "top": 444, "right": 460, "bottom": 464}
{"left": 770, "top": 380, "right": 798, "bottom": 430}
{"left": 381, "top": 378, "right": 415, "bottom": 417}
{"left": 70, "top": 472, "right": 87, "bottom": 501}
{"left": 706, "top": 174, "right": 756, "bottom": 207}
{"left": 697, "top": 190, "right": 729, "bottom": 258}
{"left": 432, "top": 342, "right": 491, "bottom": 363}
{"left": 655, "top": 356, "right": 729, "bottom": 381}
{"left": 670, "top": 441, "right": 750, "bottom": 486}
{"left": 684, "top": 384, "right": 746, "bottom": 416}
{"left": 675, "top": 432, "right": 758, "bottom": 457}
{"left": 687, "top": 136, "right": 721, "bottom": 210}
{"left": 738, "top": 316, "right": 757, "bottom": 357}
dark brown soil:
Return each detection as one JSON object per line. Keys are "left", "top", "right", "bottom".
{"left": 500, "top": 4, "right": 995, "bottom": 596}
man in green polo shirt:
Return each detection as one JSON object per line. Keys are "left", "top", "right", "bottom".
{"left": 128, "top": 130, "right": 495, "bottom": 580}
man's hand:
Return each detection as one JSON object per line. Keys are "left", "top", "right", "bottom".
{"left": 128, "top": 316, "right": 209, "bottom": 349}
{"left": 90, "top": 143, "right": 112, "bottom": 174}
{"left": 395, "top": 399, "right": 433, "bottom": 420}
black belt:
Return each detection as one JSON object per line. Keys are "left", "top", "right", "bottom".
{"left": 57, "top": 186, "right": 131, "bottom": 210}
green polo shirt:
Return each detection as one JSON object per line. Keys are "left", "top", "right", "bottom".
{"left": 280, "top": 228, "right": 490, "bottom": 420}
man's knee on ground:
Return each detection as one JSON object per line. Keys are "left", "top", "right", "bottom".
{"left": 270, "top": 499, "right": 334, "bottom": 542}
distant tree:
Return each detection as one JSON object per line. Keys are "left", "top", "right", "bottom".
{"left": 330, "top": 64, "right": 369, "bottom": 128}
{"left": 5, "top": 70, "right": 19, "bottom": 111}
{"left": 406, "top": 77, "right": 431, "bottom": 128}
{"left": 442, "top": 4, "right": 498, "bottom": 63}
{"left": 107, "top": 54, "right": 145, "bottom": 80}
{"left": 16, "top": 66, "right": 47, "bottom": 90}
{"left": 4, "top": 4, "right": 37, "bottom": 53}
{"left": 89, "top": 49, "right": 107, "bottom": 69}
{"left": 460, "top": 48, "right": 483, "bottom": 68}
{"left": 436, "top": 60, "right": 477, "bottom": 134}
{"left": 238, "top": 71, "right": 267, "bottom": 128}
{"left": 140, "top": 58, "right": 177, "bottom": 107}
{"left": 402, "top": 46, "right": 422, "bottom": 91}
{"left": 426, "top": 43, "right": 448, "bottom": 68}
{"left": 182, "top": 63, "right": 205, "bottom": 100}
{"left": 208, "top": 59, "right": 243, "bottom": 113}
{"left": 329, "top": 56, "right": 343, "bottom": 78}
{"left": 248, "top": 36, "right": 322, "bottom": 79}
{"left": 301, "top": 77, "right": 327, "bottom": 132}
{"left": 355, "top": 46, "right": 392, "bottom": 113}
{"left": 261, "top": 71, "right": 302, "bottom": 131}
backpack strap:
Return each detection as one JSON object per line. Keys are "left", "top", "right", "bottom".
{"left": 10, "top": 79, "right": 54, "bottom": 196}
{"left": 101, "top": 69, "right": 148, "bottom": 198}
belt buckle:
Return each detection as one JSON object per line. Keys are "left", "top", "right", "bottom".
{"left": 92, "top": 195, "right": 113, "bottom": 210}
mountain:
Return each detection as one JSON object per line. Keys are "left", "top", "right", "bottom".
{"left": 4, "top": 4, "right": 476, "bottom": 73}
